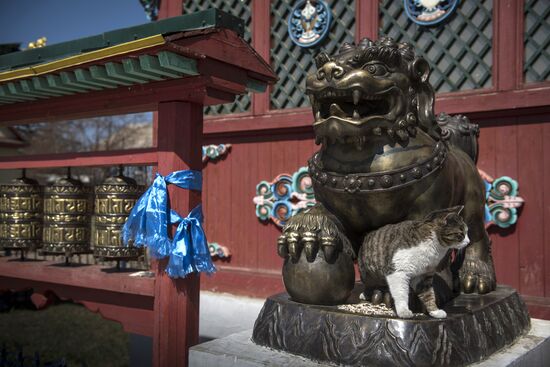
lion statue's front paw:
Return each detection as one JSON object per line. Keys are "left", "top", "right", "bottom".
{"left": 278, "top": 230, "right": 341, "bottom": 264}
{"left": 277, "top": 203, "right": 354, "bottom": 263}
{"left": 278, "top": 203, "right": 355, "bottom": 305}
{"left": 459, "top": 258, "right": 496, "bottom": 294}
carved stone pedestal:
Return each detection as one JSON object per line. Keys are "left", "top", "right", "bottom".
{"left": 252, "top": 285, "right": 530, "bottom": 367}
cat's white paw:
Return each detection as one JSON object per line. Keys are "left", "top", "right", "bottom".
{"left": 396, "top": 308, "right": 414, "bottom": 318}
{"left": 429, "top": 309, "right": 447, "bottom": 319}
{"left": 359, "top": 292, "right": 366, "bottom": 301}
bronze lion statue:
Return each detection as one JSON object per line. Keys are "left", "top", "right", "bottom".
{"left": 277, "top": 37, "right": 495, "bottom": 305}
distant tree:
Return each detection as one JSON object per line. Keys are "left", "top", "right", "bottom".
{"left": 16, "top": 113, "right": 152, "bottom": 185}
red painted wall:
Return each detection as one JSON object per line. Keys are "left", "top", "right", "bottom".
{"left": 203, "top": 132, "right": 315, "bottom": 275}
{"left": 200, "top": 109, "right": 550, "bottom": 319}
{"left": 477, "top": 112, "right": 550, "bottom": 318}
{"left": 190, "top": 0, "right": 550, "bottom": 318}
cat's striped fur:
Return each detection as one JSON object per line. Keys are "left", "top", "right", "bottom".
{"left": 358, "top": 206, "right": 469, "bottom": 319}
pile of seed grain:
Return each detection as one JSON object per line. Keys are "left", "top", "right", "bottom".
{"left": 337, "top": 302, "right": 396, "bottom": 317}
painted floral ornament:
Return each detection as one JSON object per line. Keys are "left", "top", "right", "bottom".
{"left": 479, "top": 170, "right": 525, "bottom": 229}
{"left": 202, "top": 144, "right": 231, "bottom": 164}
{"left": 288, "top": 0, "right": 331, "bottom": 48}
{"left": 404, "top": 0, "right": 459, "bottom": 26}
{"left": 254, "top": 167, "right": 316, "bottom": 227}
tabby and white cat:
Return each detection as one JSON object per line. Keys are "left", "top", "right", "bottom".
{"left": 358, "top": 206, "right": 469, "bottom": 319}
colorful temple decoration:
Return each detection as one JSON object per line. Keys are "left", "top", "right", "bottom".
{"left": 139, "top": 0, "right": 160, "bottom": 21}
{"left": 202, "top": 144, "right": 232, "bottom": 164}
{"left": 208, "top": 242, "right": 231, "bottom": 259}
{"left": 478, "top": 169, "right": 525, "bottom": 229}
{"left": 403, "top": 0, "right": 460, "bottom": 26}
{"left": 253, "top": 167, "right": 316, "bottom": 227}
{"left": 287, "top": 0, "right": 332, "bottom": 48}
{"left": 255, "top": 167, "right": 524, "bottom": 230}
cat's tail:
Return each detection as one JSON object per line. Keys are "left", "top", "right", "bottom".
{"left": 436, "top": 112, "right": 479, "bottom": 163}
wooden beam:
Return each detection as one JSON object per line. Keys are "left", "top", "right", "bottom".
{"left": 202, "top": 85, "right": 550, "bottom": 136}
{"left": 435, "top": 85, "right": 550, "bottom": 114}
{"left": 139, "top": 54, "right": 183, "bottom": 78}
{"left": 77, "top": 67, "right": 121, "bottom": 88}
{"left": 46, "top": 74, "right": 88, "bottom": 93}
{"left": 60, "top": 71, "right": 103, "bottom": 91}
{"left": 493, "top": 0, "right": 524, "bottom": 91}
{"left": 88, "top": 65, "right": 132, "bottom": 86}
{"left": 2, "top": 83, "right": 38, "bottom": 101}
{"left": 251, "top": 0, "right": 271, "bottom": 115}
{"left": 356, "top": 0, "right": 379, "bottom": 43}
{"left": 173, "top": 29, "right": 275, "bottom": 83}
{"left": 121, "top": 58, "right": 165, "bottom": 81}
{"left": 204, "top": 108, "right": 313, "bottom": 136}
{"left": 105, "top": 62, "right": 150, "bottom": 84}
{"left": 19, "top": 79, "right": 61, "bottom": 98}
{"left": 0, "top": 76, "right": 209, "bottom": 125}
{"left": 157, "top": 51, "right": 198, "bottom": 75}
{"left": 198, "top": 59, "right": 250, "bottom": 91}
{"left": 0, "top": 148, "right": 158, "bottom": 170}
{"left": 153, "top": 101, "right": 202, "bottom": 367}
{"left": 0, "top": 257, "right": 154, "bottom": 297}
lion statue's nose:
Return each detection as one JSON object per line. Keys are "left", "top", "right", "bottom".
{"left": 317, "top": 61, "right": 345, "bottom": 82}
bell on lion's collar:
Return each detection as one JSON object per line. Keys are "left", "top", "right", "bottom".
{"left": 0, "top": 170, "right": 43, "bottom": 257}
{"left": 93, "top": 167, "right": 145, "bottom": 264}
{"left": 41, "top": 169, "right": 93, "bottom": 257}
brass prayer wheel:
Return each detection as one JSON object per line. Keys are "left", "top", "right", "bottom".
{"left": 42, "top": 174, "right": 92, "bottom": 255}
{"left": 0, "top": 172, "right": 43, "bottom": 252}
{"left": 93, "top": 171, "right": 144, "bottom": 261}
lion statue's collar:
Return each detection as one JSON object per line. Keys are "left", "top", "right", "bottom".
{"left": 308, "top": 141, "right": 447, "bottom": 193}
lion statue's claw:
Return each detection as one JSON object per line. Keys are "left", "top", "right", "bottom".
{"left": 278, "top": 203, "right": 353, "bottom": 263}
{"left": 459, "top": 259, "right": 496, "bottom": 294}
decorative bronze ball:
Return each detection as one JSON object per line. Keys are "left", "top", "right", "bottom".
{"left": 380, "top": 175, "right": 393, "bottom": 188}
{"left": 412, "top": 167, "right": 423, "bottom": 179}
{"left": 282, "top": 249, "right": 355, "bottom": 305}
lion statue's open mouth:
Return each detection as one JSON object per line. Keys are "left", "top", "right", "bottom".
{"left": 308, "top": 88, "right": 400, "bottom": 150}
{"left": 311, "top": 87, "right": 395, "bottom": 123}
{"left": 305, "top": 37, "right": 438, "bottom": 149}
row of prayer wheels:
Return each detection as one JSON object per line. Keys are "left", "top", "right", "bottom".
{"left": 0, "top": 168, "right": 145, "bottom": 263}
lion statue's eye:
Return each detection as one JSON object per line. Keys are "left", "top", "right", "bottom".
{"left": 364, "top": 63, "right": 388, "bottom": 76}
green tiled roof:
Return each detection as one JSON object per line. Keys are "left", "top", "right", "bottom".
{"left": 0, "top": 9, "right": 243, "bottom": 72}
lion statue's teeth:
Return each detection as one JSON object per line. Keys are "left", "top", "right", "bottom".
{"left": 352, "top": 90, "right": 361, "bottom": 105}
{"left": 329, "top": 103, "right": 347, "bottom": 118}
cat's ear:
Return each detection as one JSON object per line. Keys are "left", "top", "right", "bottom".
{"left": 450, "top": 205, "right": 464, "bottom": 216}
{"left": 424, "top": 206, "right": 464, "bottom": 222}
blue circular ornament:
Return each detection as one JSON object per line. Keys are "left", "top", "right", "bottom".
{"left": 288, "top": 0, "right": 332, "bottom": 48}
{"left": 404, "top": 0, "right": 459, "bottom": 26}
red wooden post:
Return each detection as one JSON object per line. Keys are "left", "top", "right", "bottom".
{"left": 153, "top": 101, "right": 203, "bottom": 367}
{"left": 252, "top": 0, "right": 271, "bottom": 115}
{"left": 159, "top": 0, "right": 183, "bottom": 19}
{"left": 493, "top": 0, "right": 524, "bottom": 91}
{"left": 356, "top": 0, "right": 379, "bottom": 43}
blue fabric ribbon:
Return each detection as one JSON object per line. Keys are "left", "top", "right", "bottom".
{"left": 166, "top": 205, "right": 215, "bottom": 277}
{"left": 122, "top": 170, "right": 215, "bottom": 278}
